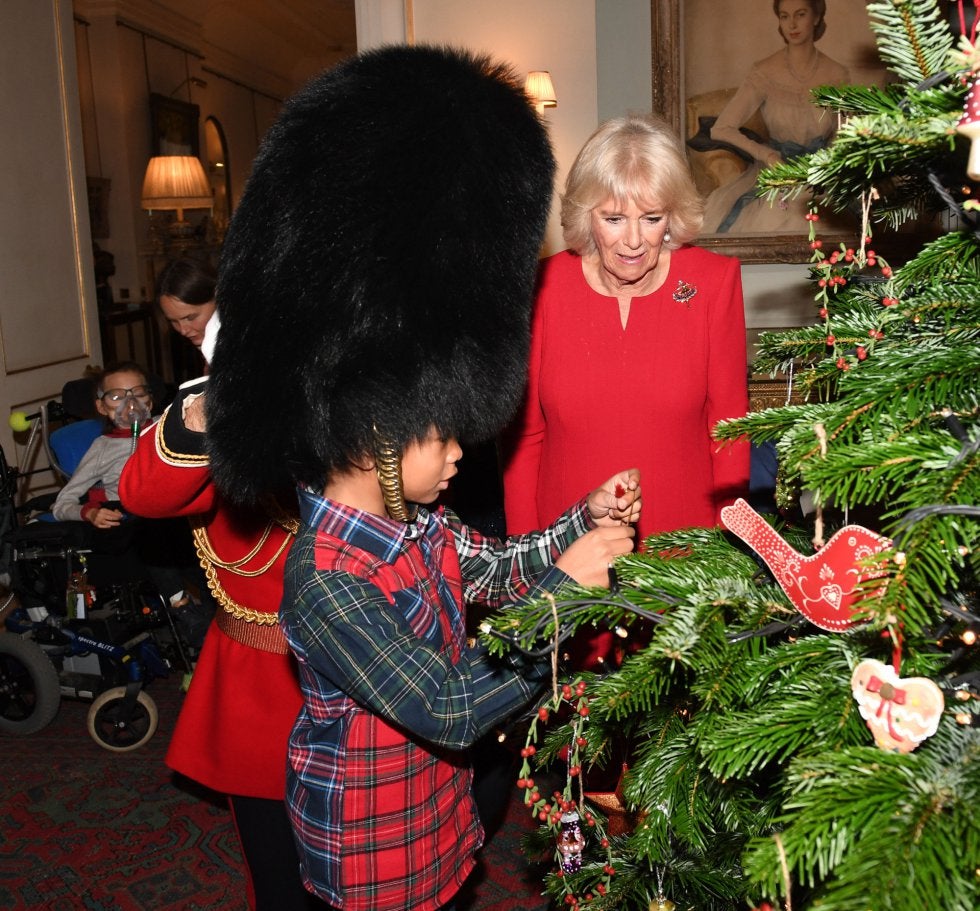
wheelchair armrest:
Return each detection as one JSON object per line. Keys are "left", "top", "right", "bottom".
{"left": 21, "top": 492, "right": 57, "bottom": 515}
{"left": 6, "top": 518, "right": 92, "bottom": 550}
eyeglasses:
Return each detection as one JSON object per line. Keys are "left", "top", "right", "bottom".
{"left": 99, "top": 385, "right": 152, "bottom": 404}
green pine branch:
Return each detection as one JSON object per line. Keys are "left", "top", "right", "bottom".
{"left": 867, "top": 0, "right": 955, "bottom": 84}
{"left": 896, "top": 231, "right": 980, "bottom": 287}
{"left": 742, "top": 727, "right": 980, "bottom": 911}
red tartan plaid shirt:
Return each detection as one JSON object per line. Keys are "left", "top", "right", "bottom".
{"left": 281, "top": 486, "right": 594, "bottom": 910}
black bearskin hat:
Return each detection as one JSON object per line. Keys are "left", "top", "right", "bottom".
{"left": 206, "top": 44, "right": 555, "bottom": 504}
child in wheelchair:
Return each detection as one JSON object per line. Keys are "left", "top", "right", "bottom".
{"left": 14, "top": 361, "right": 213, "bottom": 655}
{"left": 51, "top": 361, "right": 153, "bottom": 540}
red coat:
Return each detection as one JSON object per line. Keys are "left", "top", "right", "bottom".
{"left": 502, "top": 247, "right": 750, "bottom": 542}
{"left": 120, "top": 385, "right": 302, "bottom": 799}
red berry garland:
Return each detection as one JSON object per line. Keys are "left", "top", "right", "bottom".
{"left": 805, "top": 203, "right": 895, "bottom": 371}
{"left": 516, "top": 677, "right": 617, "bottom": 905}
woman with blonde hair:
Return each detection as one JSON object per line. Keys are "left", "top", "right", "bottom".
{"left": 503, "top": 114, "right": 749, "bottom": 667}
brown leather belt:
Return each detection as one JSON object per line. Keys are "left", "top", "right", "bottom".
{"left": 215, "top": 607, "right": 290, "bottom": 654}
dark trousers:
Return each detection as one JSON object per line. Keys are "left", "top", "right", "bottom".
{"left": 228, "top": 795, "right": 329, "bottom": 911}
{"left": 230, "top": 795, "right": 459, "bottom": 911}
{"left": 471, "top": 731, "right": 518, "bottom": 842}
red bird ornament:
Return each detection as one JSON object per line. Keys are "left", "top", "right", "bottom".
{"left": 720, "top": 498, "right": 891, "bottom": 631}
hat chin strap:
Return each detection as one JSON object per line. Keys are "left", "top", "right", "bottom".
{"left": 374, "top": 439, "right": 417, "bottom": 523}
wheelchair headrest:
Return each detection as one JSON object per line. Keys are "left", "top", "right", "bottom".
{"left": 60, "top": 378, "right": 99, "bottom": 420}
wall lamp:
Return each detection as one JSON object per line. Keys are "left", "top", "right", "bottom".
{"left": 525, "top": 70, "right": 557, "bottom": 115}
{"left": 168, "top": 76, "right": 207, "bottom": 97}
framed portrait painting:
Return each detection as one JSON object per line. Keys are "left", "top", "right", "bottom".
{"left": 651, "top": 0, "right": 889, "bottom": 263}
{"left": 149, "top": 92, "right": 201, "bottom": 157}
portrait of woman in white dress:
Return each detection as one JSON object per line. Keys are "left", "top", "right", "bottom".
{"left": 702, "top": 0, "right": 850, "bottom": 234}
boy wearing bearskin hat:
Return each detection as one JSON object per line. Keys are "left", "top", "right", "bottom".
{"left": 203, "top": 45, "right": 641, "bottom": 910}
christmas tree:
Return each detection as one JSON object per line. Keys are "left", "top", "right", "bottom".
{"left": 483, "top": 2, "right": 980, "bottom": 909}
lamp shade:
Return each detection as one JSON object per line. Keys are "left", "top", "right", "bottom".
{"left": 140, "top": 155, "right": 212, "bottom": 213}
{"left": 524, "top": 71, "right": 557, "bottom": 109}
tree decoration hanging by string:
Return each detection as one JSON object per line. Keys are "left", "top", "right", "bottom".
{"left": 851, "top": 658, "right": 945, "bottom": 752}
{"left": 557, "top": 809, "right": 586, "bottom": 873}
{"left": 951, "top": 0, "right": 980, "bottom": 179}
{"left": 516, "top": 676, "right": 619, "bottom": 906}
{"left": 720, "top": 498, "right": 891, "bottom": 631}
{"left": 649, "top": 866, "right": 676, "bottom": 911}
{"left": 955, "top": 77, "right": 980, "bottom": 179}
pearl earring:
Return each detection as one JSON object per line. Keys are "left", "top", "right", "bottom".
{"left": 664, "top": 230, "right": 672, "bottom": 244}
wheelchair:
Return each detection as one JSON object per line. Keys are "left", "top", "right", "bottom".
{"left": 1, "top": 377, "right": 208, "bottom": 751}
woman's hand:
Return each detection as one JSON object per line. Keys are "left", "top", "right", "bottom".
{"left": 183, "top": 393, "right": 207, "bottom": 433}
{"left": 586, "top": 469, "right": 641, "bottom": 527}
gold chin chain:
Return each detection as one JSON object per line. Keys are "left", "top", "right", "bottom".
{"left": 375, "top": 437, "right": 417, "bottom": 522}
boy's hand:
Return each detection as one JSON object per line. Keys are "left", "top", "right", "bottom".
{"left": 87, "top": 506, "right": 124, "bottom": 529}
{"left": 587, "top": 469, "right": 641, "bottom": 527}
{"left": 555, "top": 524, "right": 635, "bottom": 587}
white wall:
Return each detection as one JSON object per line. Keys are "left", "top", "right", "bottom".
{"left": 596, "top": 0, "right": 651, "bottom": 122}
{"left": 409, "top": 0, "right": 598, "bottom": 256}
{"left": 743, "top": 262, "right": 816, "bottom": 348}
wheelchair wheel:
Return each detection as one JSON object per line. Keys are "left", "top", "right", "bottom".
{"left": 0, "top": 632, "right": 61, "bottom": 734}
{"left": 87, "top": 686, "right": 158, "bottom": 751}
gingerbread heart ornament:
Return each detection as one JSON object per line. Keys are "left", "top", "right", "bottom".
{"left": 851, "top": 659, "right": 944, "bottom": 753}
{"left": 720, "top": 498, "right": 890, "bottom": 631}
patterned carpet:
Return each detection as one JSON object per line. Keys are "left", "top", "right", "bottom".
{"left": 0, "top": 673, "right": 549, "bottom": 910}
